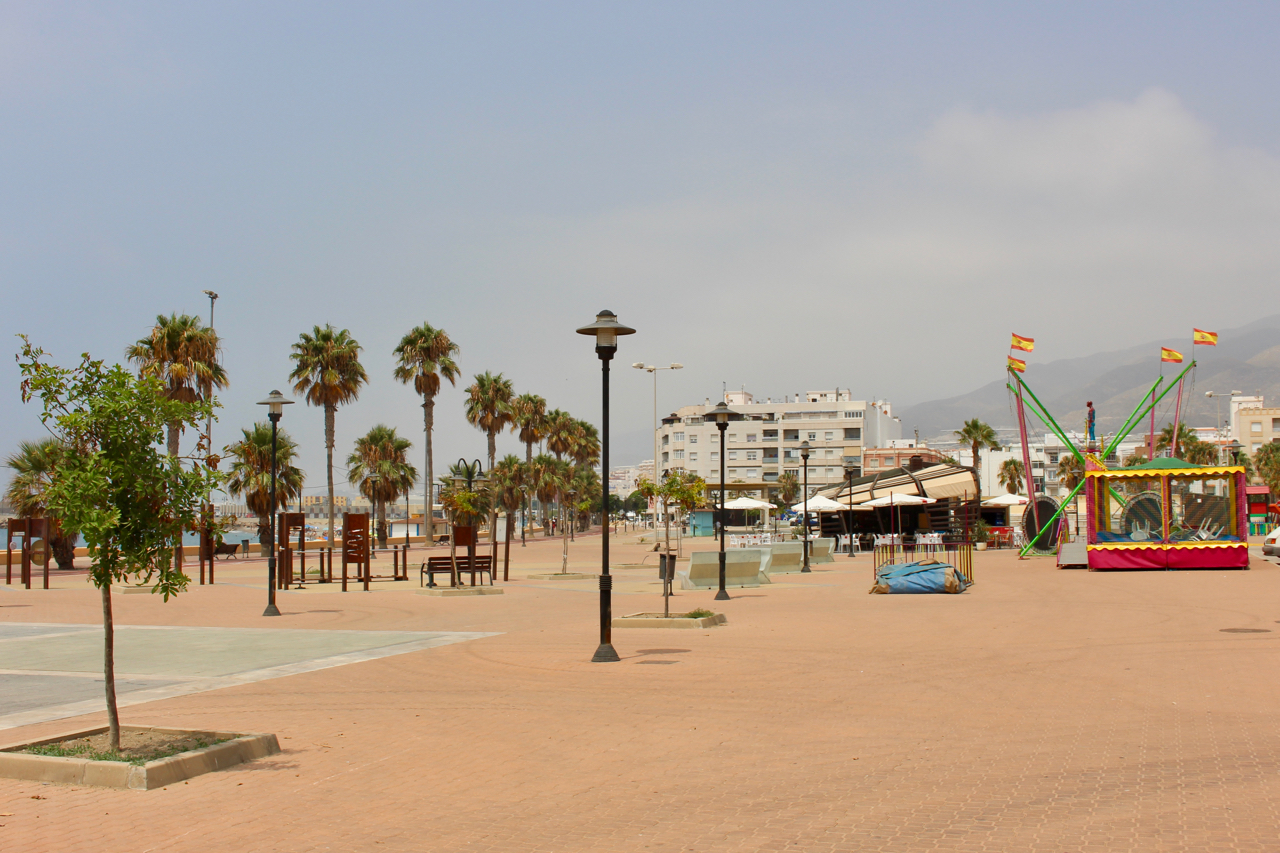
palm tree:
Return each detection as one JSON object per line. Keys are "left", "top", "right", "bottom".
{"left": 997, "top": 458, "right": 1025, "bottom": 494}
{"left": 528, "top": 453, "right": 566, "bottom": 538}
{"left": 568, "top": 463, "right": 600, "bottom": 537}
{"left": 225, "top": 424, "right": 305, "bottom": 549}
{"left": 126, "top": 313, "right": 227, "bottom": 457}
{"left": 956, "top": 418, "right": 999, "bottom": 496}
{"left": 489, "top": 455, "right": 525, "bottom": 580}
{"left": 1183, "top": 439, "right": 1220, "bottom": 467}
{"left": 544, "top": 409, "right": 574, "bottom": 460}
{"left": 1056, "top": 455, "right": 1084, "bottom": 492}
{"left": 289, "top": 325, "right": 368, "bottom": 543}
{"left": 511, "top": 393, "right": 548, "bottom": 466}
{"left": 4, "top": 438, "right": 78, "bottom": 568}
{"left": 1255, "top": 443, "right": 1280, "bottom": 496}
{"left": 347, "top": 425, "right": 417, "bottom": 549}
{"left": 464, "top": 372, "right": 515, "bottom": 553}
{"left": 393, "top": 323, "right": 460, "bottom": 545}
{"left": 777, "top": 471, "right": 800, "bottom": 506}
{"left": 1155, "top": 422, "right": 1198, "bottom": 458}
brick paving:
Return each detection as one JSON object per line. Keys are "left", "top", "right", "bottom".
{"left": 2, "top": 532, "right": 1280, "bottom": 852}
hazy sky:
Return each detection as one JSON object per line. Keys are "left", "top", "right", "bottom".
{"left": 4, "top": 2, "right": 1280, "bottom": 497}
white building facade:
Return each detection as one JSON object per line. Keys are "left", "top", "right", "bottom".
{"left": 656, "top": 390, "right": 901, "bottom": 499}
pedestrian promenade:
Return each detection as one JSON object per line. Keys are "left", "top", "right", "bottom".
{"left": 2, "top": 533, "right": 1279, "bottom": 852}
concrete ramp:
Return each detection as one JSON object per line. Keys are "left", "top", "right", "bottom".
{"left": 1057, "top": 539, "right": 1088, "bottom": 569}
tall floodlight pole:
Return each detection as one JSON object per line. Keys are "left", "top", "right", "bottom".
{"left": 578, "top": 310, "right": 636, "bottom": 663}
{"left": 632, "top": 362, "right": 683, "bottom": 530}
{"left": 203, "top": 290, "right": 219, "bottom": 568}
{"left": 843, "top": 460, "right": 859, "bottom": 557}
{"left": 707, "top": 401, "right": 736, "bottom": 600}
{"left": 799, "top": 440, "right": 812, "bottom": 572}
{"left": 257, "top": 390, "right": 293, "bottom": 616}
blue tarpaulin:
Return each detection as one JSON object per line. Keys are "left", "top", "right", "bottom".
{"left": 871, "top": 560, "right": 969, "bottom": 594}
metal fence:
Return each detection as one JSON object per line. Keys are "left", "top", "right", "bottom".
{"left": 872, "top": 541, "right": 974, "bottom": 585}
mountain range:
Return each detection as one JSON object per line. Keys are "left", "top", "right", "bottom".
{"left": 900, "top": 314, "right": 1280, "bottom": 441}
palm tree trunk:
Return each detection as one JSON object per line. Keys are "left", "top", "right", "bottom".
{"left": 325, "top": 404, "right": 336, "bottom": 543}
{"left": 424, "top": 397, "right": 435, "bottom": 545}
{"left": 488, "top": 430, "right": 498, "bottom": 556}
{"left": 503, "top": 511, "right": 511, "bottom": 581}
{"left": 167, "top": 421, "right": 180, "bottom": 457}
{"left": 101, "top": 582, "right": 120, "bottom": 751}
{"left": 377, "top": 496, "right": 387, "bottom": 549}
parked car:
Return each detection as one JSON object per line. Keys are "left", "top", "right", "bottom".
{"left": 1264, "top": 528, "right": 1280, "bottom": 557}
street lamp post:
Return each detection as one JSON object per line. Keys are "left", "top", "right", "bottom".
{"left": 632, "top": 362, "right": 683, "bottom": 530}
{"left": 708, "top": 401, "right": 737, "bottom": 600}
{"left": 202, "top": 290, "right": 219, "bottom": 579}
{"left": 1205, "top": 391, "right": 1244, "bottom": 463}
{"left": 799, "top": 441, "right": 812, "bottom": 572}
{"left": 257, "top": 390, "right": 293, "bottom": 616}
{"left": 843, "top": 459, "right": 859, "bottom": 557}
{"left": 561, "top": 487, "right": 577, "bottom": 573}
{"left": 577, "top": 310, "right": 636, "bottom": 663}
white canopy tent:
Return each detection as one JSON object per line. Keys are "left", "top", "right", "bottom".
{"left": 982, "top": 493, "right": 1029, "bottom": 507}
{"left": 790, "top": 495, "right": 850, "bottom": 513}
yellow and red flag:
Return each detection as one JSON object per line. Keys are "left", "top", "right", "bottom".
{"left": 1193, "top": 328, "right": 1218, "bottom": 346}
{"left": 1010, "top": 333, "right": 1035, "bottom": 352}
{"left": 1007, "top": 355, "right": 1026, "bottom": 373}
{"left": 1160, "top": 347, "right": 1183, "bottom": 363}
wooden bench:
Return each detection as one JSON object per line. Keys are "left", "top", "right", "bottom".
{"left": 213, "top": 541, "right": 241, "bottom": 559}
{"left": 677, "top": 549, "right": 770, "bottom": 590}
{"left": 420, "top": 554, "right": 494, "bottom": 587}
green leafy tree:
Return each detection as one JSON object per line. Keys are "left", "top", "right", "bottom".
{"left": 4, "top": 438, "right": 79, "bottom": 568}
{"left": 225, "top": 423, "right": 305, "bottom": 549}
{"left": 348, "top": 425, "right": 417, "bottom": 549}
{"left": 125, "top": 313, "right": 227, "bottom": 458}
{"left": 18, "top": 340, "right": 221, "bottom": 751}
{"left": 464, "top": 372, "right": 515, "bottom": 552}
{"left": 624, "top": 489, "right": 648, "bottom": 515}
{"left": 289, "top": 325, "right": 368, "bottom": 544}
{"left": 998, "top": 458, "right": 1025, "bottom": 495}
{"left": 393, "top": 323, "right": 460, "bottom": 544}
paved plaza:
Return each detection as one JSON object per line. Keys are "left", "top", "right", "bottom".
{"left": 2, "top": 532, "right": 1280, "bottom": 852}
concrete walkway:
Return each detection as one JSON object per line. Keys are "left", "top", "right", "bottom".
{"left": 2, "top": 532, "right": 1279, "bottom": 852}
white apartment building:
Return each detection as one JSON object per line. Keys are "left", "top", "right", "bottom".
{"left": 609, "top": 464, "right": 645, "bottom": 498}
{"left": 1231, "top": 395, "right": 1280, "bottom": 455}
{"left": 656, "top": 390, "right": 901, "bottom": 499}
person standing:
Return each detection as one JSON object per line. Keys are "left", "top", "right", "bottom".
{"left": 1086, "top": 401, "right": 1096, "bottom": 445}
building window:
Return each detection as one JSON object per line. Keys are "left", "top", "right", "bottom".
{"left": 1272, "top": 418, "right": 1280, "bottom": 431}
{"left": 689, "top": 435, "right": 697, "bottom": 443}
{"left": 784, "top": 429, "right": 799, "bottom": 440}
{"left": 662, "top": 452, "right": 669, "bottom": 463}
{"left": 763, "top": 429, "right": 778, "bottom": 440}
{"left": 747, "top": 433, "right": 758, "bottom": 442}
{"left": 746, "top": 468, "right": 760, "bottom": 478}
{"left": 689, "top": 452, "right": 697, "bottom": 462}
{"left": 807, "top": 432, "right": 817, "bottom": 441}
{"left": 843, "top": 411, "right": 863, "bottom": 419}
{"left": 710, "top": 452, "right": 719, "bottom": 462}
{"left": 728, "top": 433, "right": 737, "bottom": 442}
{"left": 728, "top": 451, "right": 738, "bottom": 461}
{"left": 674, "top": 432, "right": 685, "bottom": 442}
{"left": 868, "top": 458, "right": 878, "bottom": 468}
{"left": 1048, "top": 452, "right": 1059, "bottom": 464}
{"left": 843, "top": 427, "right": 861, "bottom": 440}
{"left": 674, "top": 450, "right": 684, "bottom": 460}
{"left": 662, "top": 435, "right": 669, "bottom": 446}
{"left": 822, "top": 431, "right": 832, "bottom": 441}
{"left": 746, "top": 451, "right": 758, "bottom": 461}
{"left": 1251, "top": 421, "right": 1263, "bottom": 434}
{"left": 1253, "top": 442, "right": 1263, "bottom": 453}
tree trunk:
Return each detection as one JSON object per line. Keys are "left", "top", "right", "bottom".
{"left": 503, "top": 511, "right": 511, "bottom": 581}
{"left": 257, "top": 514, "right": 271, "bottom": 550}
{"left": 167, "top": 421, "right": 180, "bottom": 457}
{"left": 101, "top": 582, "right": 120, "bottom": 752}
{"left": 325, "top": 404, "right": 336, "bottom": 543}
{"left": 52, "top": 533, "right": 76, "bottom": 570}
{"left": 487, "top": 430, "right": 498, "bottom": 558}
{"left": 377, "top": 496, "right": 387, "bottom": 549}
{"left": 424, "top": 397, "right": 435, "bottom": 545}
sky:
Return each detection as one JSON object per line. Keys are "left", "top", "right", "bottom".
{"left": 4, "top": 2, "right": 1280, "bottom": 498}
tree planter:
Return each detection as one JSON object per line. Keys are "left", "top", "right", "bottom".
{"left": 0, "top": 725, "right": 279, "bottom": 790}
{"left": 975, "top": 542, "right": 988, "bottom": 551}
{"left": 612, "top": 612, "right": 726, "bottom": 629}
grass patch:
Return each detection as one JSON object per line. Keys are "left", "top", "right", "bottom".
{"left": 684, "top": 608, "right": 716, "bottom": 619}
{"left": 21, "top": 736, "right": 228, "bottom": 766}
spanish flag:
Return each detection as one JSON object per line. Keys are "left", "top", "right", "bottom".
{"left": 1160, "top": 347, "right": 1183, "bottom": 363}
{"left": 1007, "top": 355, "right": 1026, "bottom": 373}
{"left": 1010, "top": 333, "right": 1035, "bottom": 352}
{"left": 1193, "top": 328, "right": 1218, "bottom": 346}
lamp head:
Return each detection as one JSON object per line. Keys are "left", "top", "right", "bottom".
{"left": 707, "top": 401, "right": 736, "bottom": 425}
{"left": 256, "top": 389, "right": 293, "bottom": 416}
{"left": 576, "top": 310, "right": 636, "bottom": 352}
{"left": 632, "top": 362, "right": 646, "bottom": 369}
{"left": 799, "top": 440, "right": 811, "bottom": 460}
{"left": 670, "top": 363, "right": 683, "bottom": 370}
{"left": 203, "top": 290, "right": 219, "bottom": 301}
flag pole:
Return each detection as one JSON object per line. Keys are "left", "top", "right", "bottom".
{"left": 1011, "top": 369, "right": 1040, "bottom": 553}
